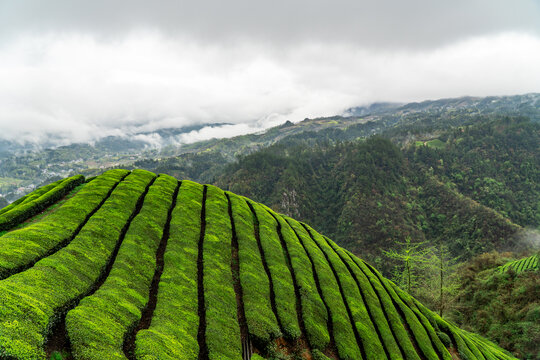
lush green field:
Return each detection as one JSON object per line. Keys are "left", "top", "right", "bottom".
{"left": 0, "top": 170, "right": 518, "bottom": 359}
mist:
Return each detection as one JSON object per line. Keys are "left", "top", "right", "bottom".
{"left": 0, "top": 1, "right": 539, "bottom": 147}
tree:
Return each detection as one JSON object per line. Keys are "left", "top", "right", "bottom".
{"left": 383, "top": 236, "right": 429, "bottom": 293}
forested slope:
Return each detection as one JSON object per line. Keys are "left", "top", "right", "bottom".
{"left": 216, "top": 119, "right": 535, "bottom": 271}
{"left": 452, "top": 252, "right": 540, "bottom": 359}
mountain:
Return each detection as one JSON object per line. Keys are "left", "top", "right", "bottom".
{"left": 1, "top": 93, "right": 538, "bottom": 202}
{"left": 215, "top": 121, "right": 535, "bottom": 273}
{"left": 0, "top": 169, "right": 516, "bottom": 359}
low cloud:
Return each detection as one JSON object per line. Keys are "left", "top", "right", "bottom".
{"left": 0, "top": 31, "right": 539, "bottom": 147}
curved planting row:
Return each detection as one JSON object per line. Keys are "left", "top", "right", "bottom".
{"left": 0, "top": 175, "right": 85, "bottom": 232}
{"left": 499, "top": 254, "right": 539, "bottom": 274}
{"left": 0, "top": 169, "right": 128, "bottom": 279}
{"left": 0, "top": 170, "right": 518, "bottom": 359}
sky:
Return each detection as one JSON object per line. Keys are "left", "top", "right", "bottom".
{"left": 0, "top": 0, "right": 539, "bottom": 147}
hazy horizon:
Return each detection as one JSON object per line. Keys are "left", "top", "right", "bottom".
{"left": 1, "top": 0, "right": 539, "bottom": 147}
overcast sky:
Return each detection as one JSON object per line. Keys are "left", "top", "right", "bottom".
{"left": 0, "top": 0, "right": 539, "bottom": 146}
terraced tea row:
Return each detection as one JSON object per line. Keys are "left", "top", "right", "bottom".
{"left": 0, "top": 170, "right": 517, "bottom": 359}
{"left": 0, "top": 175, "right": 84, "bottom": 232}
{"left": 499, "top": 254, "right": 539, "bottom": 274}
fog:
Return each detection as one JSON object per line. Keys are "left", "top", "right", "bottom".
{"left": 0, "top": 1, "right": 538, "bottom": 147}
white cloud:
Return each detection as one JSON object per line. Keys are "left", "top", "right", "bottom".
{"left": 176, "top": 123, "right": 264, "bottom": 145}
{"left": 0, "top": 31, "right": 539, "bottom": 147}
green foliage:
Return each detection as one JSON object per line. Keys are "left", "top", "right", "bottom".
{"left": 66, "top": 174, "right": 177, "bottom": 359}
{"left": 409, "top": 117, "right": 540, "bottom": 228}
{"left": 269, "top": 208, "right": 330, "bottom": 352}
{"left": 344, "top": 249, "right": 423, "bottom": 360}
{"left": 452, "top": 252, "right": 540, "bottom": 359}
{"left": 365, "top": 263, "right": 441, "bottom": 360}
{"left": 228, "top": 193, "right": 281, "bottom": 346}
{"left": 49, "top": 351, "right": 68, "bottom": 360}
{"left": 0, "top": 170, "right": 523, "bottom": 359}
{"left": 217, "top": 127, "right": 528, "bottom": 275}
{"left": 203, "top": 185, "right": 242, "bottom": 359}
{"left": 248, "top": 201, "right": 301, "bottom": 340}
{"left": 383, "top": 236, "right": 429, "bottom": 293}
{"left": 135, "top": 180, "right": 203, "bottom": 360}
{"left": 0, "top": 169, "right": 155, "bottom": 359}
{"left": 323, "top": 236, "right": 403, "bottom": 359}
{"left": 499, "top": 254, "right": 539, "bottom": 274}
{"left": 285, "top": 219, "right": 362, "bottom": 360}
{"left": 305, "top": 225, "right": 389, "bottom": 359}
{"left": 0, "top": 169, "right": 128, "bottom": 279}
{"left": 0, "top": 175, "right": 84, "bottom": 231}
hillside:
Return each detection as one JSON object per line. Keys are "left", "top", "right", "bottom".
{"left": 1, "top": 93, "right": 538, "bottom": 202}
{"left": 407, "top": 117, "right": 540, "bottom": 228}
{"left": 215, "top": 132, "right": 528, "bottom": 273}
{"left": 0, "top": 169, "right": 517, "bottom": 360}
{"left": 452, "top": 252, "right": 540, "bottom": 359}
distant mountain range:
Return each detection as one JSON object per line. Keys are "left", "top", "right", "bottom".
{"left": 1, "top": 93, "right": 538, "bottom": 201}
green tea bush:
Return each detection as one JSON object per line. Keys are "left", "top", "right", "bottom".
{"left": 0, "top": 169, "right": 128, "bottom": 279}
{"left": 363, "top": 262, "right": 440, "bottom": 360}
{"left": 306, "top": 225, "right": 392, "bottom": 359}
{"left": 499, "top": 254, "right": 539, "bottom": 274}
{"left": 0, "top": 175, "right": 84, "bottom": 231}
{"left": 0, "top": 179, "right": 64, "bottom": 216}
{"left": 285, "top": 218, "right": 361, "bottom": 360}
{"left": 0, "top": 170, "right": 154, "bottom": 359}
{"left": 202, "top": 185, "right": 242, "bottom": 359}
{"left": 248, "top": 201, "right": 300, "bottom": 341}
{"left": 66, "top": 174, "right": 177, "bottom": 359}
{"left": 135, "top": 180, "right": 203, "bottom": 360}
{"left": 344, "top": 249, "right": 421, "bottom": 360}
{"left": 228, "top": 193, "right": 281, "bottom": 346}
{"left": 388, "top": 280, "right": 452, "bottom": 360}
{"left": 324, "top": 236, "right": 402, "bottom": 359}
{"left": 265, "top": 207, "right": 329, "bottom": 352}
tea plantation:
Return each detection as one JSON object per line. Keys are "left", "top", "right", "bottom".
{"left": 0, "top": 170, "right": 517, "bottom": 359}
{"left": 499, "top": 254, "right": 539, "bottom": 274}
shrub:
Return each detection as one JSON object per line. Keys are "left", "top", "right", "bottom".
{"left": 66, "top": 174, "right": 178, "bottom": 359}
{"left": 227, "top": 192, "right": 281, "bottom": 346}
{"left": 263, "top": 206, "right": 329, "bottom": 352}
{"left": 202, "top": 185, "right": 242, "bottom": 359}
{"left": 248, "top": 201, "right": 300, "bottom": 341}
{"left": 0, "top": 170, "right": 128, "bottom": 279}
{"left": 135, "top": 180, "right": 203, "bottom": 359}
{"left": 285, "top": 218, "right": 361, "bottom": 360}
{"left": 0, "top": 170, "right": 155, "bottom": 359}
{"left": 0, "top": 175, "right": 85, "bottom": 231}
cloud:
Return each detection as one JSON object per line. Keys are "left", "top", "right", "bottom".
{"left": 175, "top": 123, "right": 265, "bottom": 145}
{"left": 1, "top": 0, "right": 539, "bottom": 49}
{"left": 0, "top": 29, "right": 539, "bottom": 147}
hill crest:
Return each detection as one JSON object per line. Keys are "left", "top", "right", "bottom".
{"left": 0, "top": 169, "right": 516, "bottom": 359}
